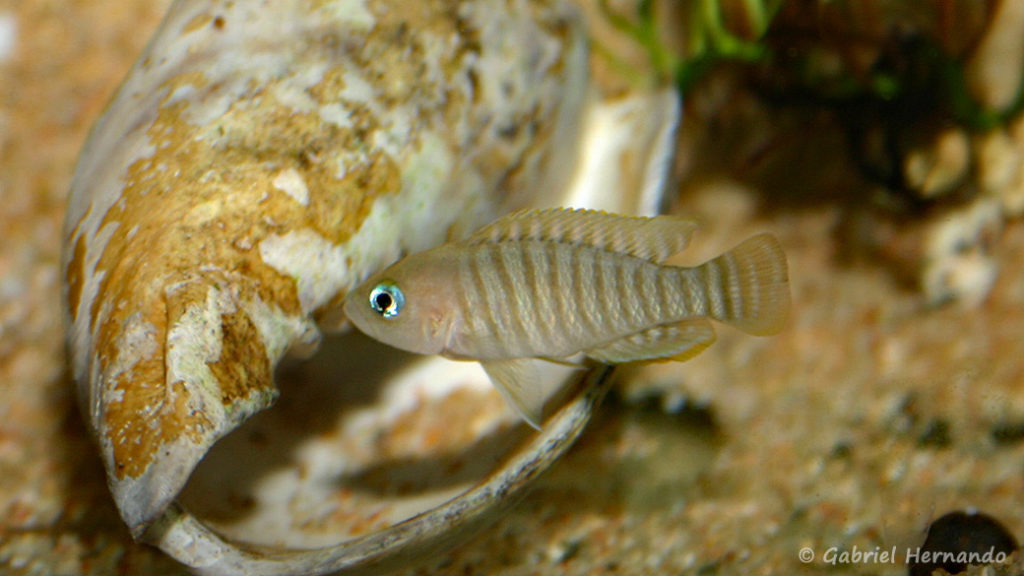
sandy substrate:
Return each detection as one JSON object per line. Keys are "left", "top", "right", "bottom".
{"left": 3, "top": 2, "right": 1024, "bottom": 575}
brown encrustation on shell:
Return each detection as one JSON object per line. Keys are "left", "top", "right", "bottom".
{"left": 64, "top": 0, "right": 587, "bottom": 535}
{"left": 61, "top": 0, "right": 680, "bottom": 573}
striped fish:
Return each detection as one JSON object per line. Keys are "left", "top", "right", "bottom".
{"left": 343, "top": 208, "right": 790, "bottom": 428}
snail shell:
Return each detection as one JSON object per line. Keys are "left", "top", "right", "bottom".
{"left": 62, "top": 0, "right": 678, "bottom": 572}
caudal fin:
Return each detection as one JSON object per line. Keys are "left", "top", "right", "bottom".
{"left": 702, "top": 233, "right": 790, "bottom": 335}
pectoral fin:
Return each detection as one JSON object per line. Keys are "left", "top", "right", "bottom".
{"left": 481, "top": 358, "right": 561, "bottom": 430}
{"left": 584, "top": 319, "right": 717, "bottom": 364}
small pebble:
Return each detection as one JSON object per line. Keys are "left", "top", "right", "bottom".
{"left": 908, "top": 510, "right": 1018, "bottom": 576}
{"left": 0, "top": 12, "right": 16, "bottom": 63}
{"left": 903, "top": 128, "right": 969, "bottom": 199}
{"left": 1001, "top": 114, "right": 1024, "bottom": 215}
{"left": 990, "top": 421, "right": 1024, "bottom": 445}
{"left": 922, "top": 199, "right": 1002, "bottom": 307}
{"left": 916, "top": 418, "right": 952, "bottom": 448}
{"left": 547, "top": 537, "right": 582, "bottom": 564}
{"left": 964, "top": 0, "right": 1024, "bottom": 112}
{"left": 975, "top": 128, "right": 1019, "bottom": 197}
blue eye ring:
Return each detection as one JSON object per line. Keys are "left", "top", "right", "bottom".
{"left": 369, "top": 281, "right": 404, "bottom": 319}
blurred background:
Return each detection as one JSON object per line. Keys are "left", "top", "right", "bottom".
{"left": 3, "top": 1, "right": 1024, "bottom": 574}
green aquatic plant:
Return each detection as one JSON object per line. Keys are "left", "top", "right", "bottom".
{"left": 599, "top": 1, "right": 1024, "bottom": 203}
{"left": 599, "top": 1, "right": 1023, "bottom": 128}
{"left": 598, "top": 0, "right": 782, "bottom": 90}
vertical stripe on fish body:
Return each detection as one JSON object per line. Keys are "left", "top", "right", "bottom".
{"left": 449, "top": 241, "right": 695, "bottom": 359}
{"left": 448, "top": 231, "right": 788, "bottom": 361}
{"left": 343, "top": 208, "right": 791, "bottom": 427}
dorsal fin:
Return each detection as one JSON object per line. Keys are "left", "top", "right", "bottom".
{"left": 465, "top": 208, "right": 697, "bottom": 262}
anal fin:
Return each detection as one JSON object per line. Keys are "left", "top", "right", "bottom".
{"left": 584, "top": 319, "right": 716, "bottom": 364}
{"left": 481, "top": 358, "right": 568, "bottom": 430}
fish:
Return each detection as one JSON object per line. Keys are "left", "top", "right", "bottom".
{"left": 344, "top": 208, "right": 790, "bottom": 428}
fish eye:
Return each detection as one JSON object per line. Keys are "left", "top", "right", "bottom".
{"left": 368, "top": 281, "right": 404, "bottom": 319}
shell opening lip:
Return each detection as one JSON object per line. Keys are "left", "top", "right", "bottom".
{"left": 147, "top": 364, "right": 615, "bottom": 576}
